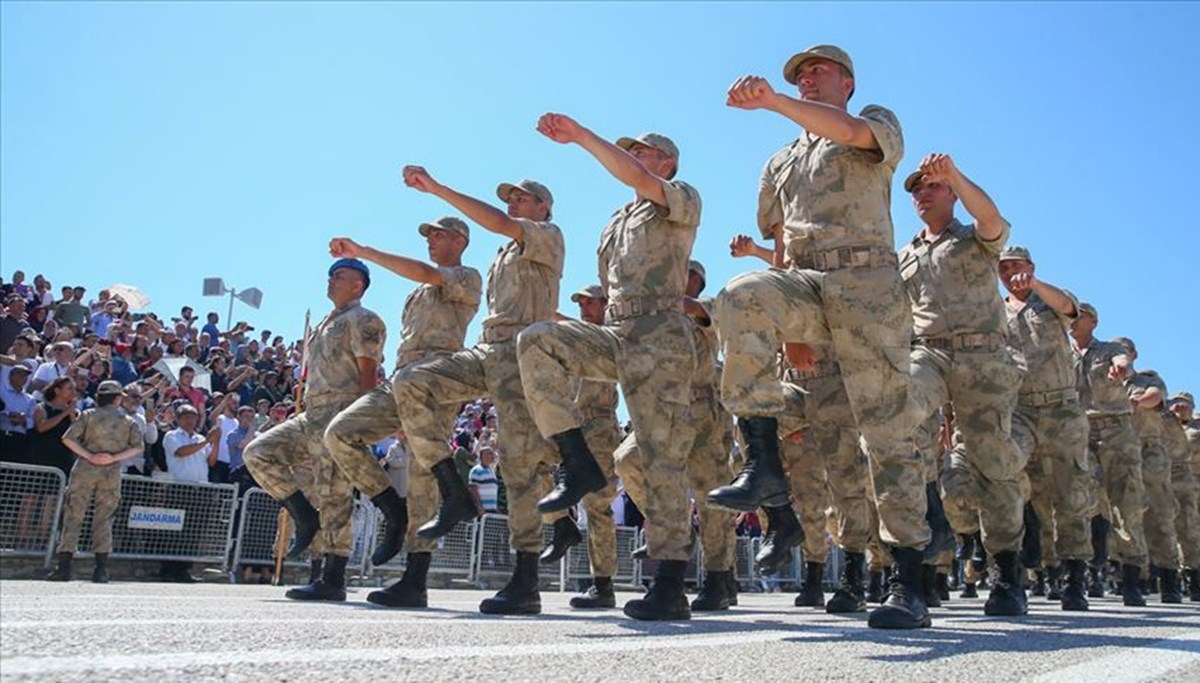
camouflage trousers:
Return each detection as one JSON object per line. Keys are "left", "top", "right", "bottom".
{"left": 911, "top": 345, "right": 1025, "bottom": 555}
{"left": 800, "top": 374, "right": 870, "bottom": 553}
{"left": 395, "top": 340, "right": 557, "bottom": 554}
{"left": 865, "top": 492, "right": 894, "bottom": 572}
{"left": 619, "top": 391, "right": 734, "bottom": 571}
{"left": 714, "top": 266, "right": 928, "bottom": 550}
{"left": 1015, "top": 399, "right": 1094, "bottom": 564}
{"left": 325, "top": 377, "right": 439, "bottom": 556}
{"left": 518, "top": 314, "right": 697, "bottom": 562}
{"left": 1088, "top": 417, "right": 1148, "bottom": 567}
{"left": 1140, "top": 439, "right": 1178, "bottom": 568}
{"left": 1172, "top": 471, "right": 1200, "bottom": 568}
{"left": 782, "top": 428, "right": 830, "bottom": 562}
{"left": 57, "top": 460, "right": 121, "bottom": 554}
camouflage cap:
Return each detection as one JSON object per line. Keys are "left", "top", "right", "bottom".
{"left": 496, "top": 180, "right": 554, "bottom": 211}
{"left": 688, "top": 260, "right": 707, "bottom": 283}
{"left": 1078, "top": 302, "right": 1098, "bottom": 320}
{"left": 1169, "top": 391, "right": 1195, "bottom": 407}
{"left": 418, "top": 216, "right": 470, "bottom": 245}
{"left": 783, "top": 44, "right": 855, "bottom": 85}
{"left": 616, "top": 133, "right": 680, "bottom": 161}
{"left": 96, "top": 380, "right": 124, "bottom": 396}
{"left": 570, "top": 284, "right": 606, "bottom": 303}
{"left": 999, "top": 245, "right": 1033, "bottom": 263}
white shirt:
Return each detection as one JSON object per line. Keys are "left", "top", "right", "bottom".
{"left": 164, "top": 427, "right": 211, "bottom": 482}
{"left": 214, "top": 414, "right": 238, "bottom": 464}
{"left": 0, "top": 383, "right": 35, "bottom": 432}
{"left": 0, "top": 359, "right": 37, "bottom": 393}
{"left": 32, "top": 361, "right": 69, "bottom": 388}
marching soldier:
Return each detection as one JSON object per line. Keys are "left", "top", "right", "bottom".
{"left": 1167, "top": 392, "right": 1200, "bottom": 600}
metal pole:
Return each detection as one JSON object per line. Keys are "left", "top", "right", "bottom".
{"left": 226, "top": 289, "right": 236, "bottom": 333}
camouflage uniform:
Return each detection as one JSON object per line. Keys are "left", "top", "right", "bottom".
{"left": 395, "top": 218, "right": 563, "bottom": 554}
{"left": 519, "top": 179, "right": 700, "bottom": 562}
{"left": 323, "top": 263, "right": 482, "bottom": 556}
{"left": 1126, "top": 370, "right": 1177, "bottom": 569}
{"left": 899, "top": 217, "right": 1025, "bottom": 554}
{"left": 1005, "top": 290, "right": 1094, "bottom": 563}
{"left": 714, "top": 104, "right": 930, "bottom": 550}
{"left": 244, "top": 300, "right": 387, "bottom": 556}
{"left": 775, "top": 370, "right": 828, "bottom": 563}
{"left": 1162, "top": 412, "right": 1199, "bottom": 569}
{"left": 1076, "top": 338, "right": 1147, "bottom": 567}
{"left": 56, "top": 404, "right": 143, "bottom": 554}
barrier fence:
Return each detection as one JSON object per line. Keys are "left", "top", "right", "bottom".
{"left": 0, "top": 463, "right": 67, "bottom": 566}
{"left": 366, "top": 510, "right": 479, "bottom": 582}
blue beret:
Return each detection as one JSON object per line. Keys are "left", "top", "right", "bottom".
{"left": 329, "top": 258, "right": 370, "bottom": 286}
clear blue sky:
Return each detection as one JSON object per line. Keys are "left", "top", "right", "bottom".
{"left": 3, "top": 2, "right": 1198, "bottom": 396}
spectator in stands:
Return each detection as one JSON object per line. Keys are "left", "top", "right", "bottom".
{"left": 201, "top": 312, "right": 221, "bottom": 348}
{"left": 1, "top": 295, "right": 34, "bottom": 353}
{"left": 30, "top": 342, "right": 77, "bottom": 393}
{"left": 90, "top": 300, "right": 119, "bottom": 339}
{"left": 118, "top": 383, "right": 158, "bottom": 475}
{"left": 0, "top": 365, "right": 36, "bottom": 463}
{"left": 163, "top": 366, "right": 206, "bottom": 417}
{"left": 252, "top": 398, "right": 271, "bottom": 431}
{"left": 225, "top": 405, "right": 257, "bottom": 491}
{"left": 208, "top": 392, "right": 238, "bottom": 483}
{"left": 55, "top": 286, "right": 89, "bottom": 330}
{"left": 256, "top": 402, "right": 288, "bottom": 435}
{"left": 1, "top": 335, "right": 39, "bottom": 391}
{"left": 110, "top": 342, "right": 138, "bottom": 385}
{"left": 146, "top": 403, "right": 175, "bottom": 479}
{"left": 252, "top": 371, "right": 283, "bottom": 406}
{"left": 71, "top": 368, "right": 97, "bottom": 411}
{"left": 469, "top": 445, "right": 500, "bottom": 515}
{"left": 452, "top": 431, "right": 475, "bottom": 484}
{"left": 160, "top": 403, "right": 218, "bottom": 582}
{"left": 86, "top": 357, "right": 113, "bottom": 397}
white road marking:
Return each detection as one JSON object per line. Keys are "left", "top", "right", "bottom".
{"left": 1029, "top": 630, "right": 1200, "bottom": 683}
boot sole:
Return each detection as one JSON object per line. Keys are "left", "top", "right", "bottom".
{"left": 416, "top": 512, "right": 478, "bottom": 540}
{"left": 570, "top": 600, "right": 616, "bottom": 609}
{"left": 706, "top": 492, "right": 790, "bottom": 515}
{"left": 285, "top": 591, "right": 347, "bottom": 602}
{"left": 868, "top": 612, "right": 932, "bottom": 629}
{"left": 623, "top": 607, "right": 691, "bottom": 621}
{"left": 536, "top": 482, "right": 606, "bottom": 514}
{"left": 366, "top": 594, "right": 428, "bottom": 609}
{"left": 479, "top": 602, "right": 542, "bottom": 615}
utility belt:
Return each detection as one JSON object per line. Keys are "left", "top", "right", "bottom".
{"left": 605, "top": 295, "right": 682, "bottom": 323}
{"left": 792, "top": 245, "right": 898, "bottom": 272}
{"left": 1088, "top": 413, "right": 1132, "bottom": 432}
{"left": 1019, "top": 388, "right": 1079, "bottom": 408}
{"left": 915, "top": 332, "right": 1005, "bottom": 353}
{"left": 480, "top": 324, "right": 525, "bottom": 344}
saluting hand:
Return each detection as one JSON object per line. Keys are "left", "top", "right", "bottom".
{"left": 917, "top": 153, "right": 959, "bottom": 186}
{"left": 726, "top": 76, "right": 777, "bottom": 110}
{"left": 401, "top": 166, "right": 440, "bottom": 194}
{"left": 329, "top": 237, "right": 363, "bottom": 259}
{"left": 729, "top": 234, "right": 759, "bottom": 258}
{"left": 536, "top": 113, "right": 583, "bottom": 144}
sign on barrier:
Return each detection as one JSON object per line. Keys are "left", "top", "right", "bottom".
{"left": 127, "top": 506, "right": 186, "bottom": 531}
{"left": 0, "top": 463, "right": 67, "bottom": 566}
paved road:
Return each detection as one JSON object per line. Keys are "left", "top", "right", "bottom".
{"left": 2, "top": 580, "right": 1198, "bottom": 681}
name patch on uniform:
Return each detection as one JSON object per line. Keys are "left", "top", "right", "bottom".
{"left": 127, "top": 506, "right": 186, "bottom": 531}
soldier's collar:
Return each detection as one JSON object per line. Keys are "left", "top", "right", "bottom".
{"left": 332, "top": 299, "right": 361, "bottom": 314}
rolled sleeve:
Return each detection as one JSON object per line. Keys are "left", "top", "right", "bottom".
{"left": 757, "top": 156, "right": 785, "bottom": 239}
{"left": 659, "top": 180, "right": 702, "bottom": 228}
{"left": 973, "top": 219, "right": 1010, "bottom": 255}
{"left": 350, "top": 313, "right": 387, "bottom": 361}
{"left": 859, "top": 105, "right": 903, "bottom": 168}
{"left": 437, "top": 266, "right": 483, "bottom": 307}
{"left": 515, "top": 219, "right": 565, "bottom": 274}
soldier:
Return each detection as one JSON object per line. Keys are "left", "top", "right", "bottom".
{"left": 243, "top": 258, "right": 391, "bottom": 602}
{"left": 1167, "top": 392, "right": 1200, "bottom": 600}
{"left": 46, "top": 380, "right": 144, "bottom": 583}
{"left": 997, "top": 245, "right": 1094, "bottom": 611}
{"left": 1115, "top": 337, "right": 1181, "bottom": 602}
{"left": 518, "top": 115, "right": 700, "bottom": 621}
{"left": 708, "top": 45, "right": 929, "bottom": 630}
{"left": 1069, "top": 302, "right": 1148, "bottom": 606}
{"left": 321, "top": 220, "right": 482, "bottom": 609}
{"left": 392, "top": 170, "right": 563, "bottom": 616}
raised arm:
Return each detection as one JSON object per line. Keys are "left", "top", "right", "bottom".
{"left": 917, "top": 153, "right": 1007, "bottom": 242}
{"left": 726, "top": 76, "right": 880, "bottom": 150}
{"left": 729, "top": 234, "right": 774, "bottom": 266}
{"left": 536, "top": 113, "right": 668, "bottom": 207}
{"left": 402, "top": 166, "right": 522, "bottom": 241}
{"left": 329, "top": 238, "right": 443, "bottom": 286}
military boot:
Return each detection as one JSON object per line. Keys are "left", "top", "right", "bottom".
{"left": 691, "top": 570, "right": 732, "bottom": 612}
{"left": 921, "top": 564, "right": 942, "bottom": 608}
{"left": 1090, "top": 515, "right": 1110, "bottom": 567}
{"left": 1159, "top": 568, "right": 1183, "bottom": 604}
{"left": 794, "top": 561, "right": 825, "bottom": 607}
{"left": 1031, "top": 569, "right": 1047, "bottom": 597}
{"left": 936, "top": 571, "right": 951, "bottom": 602}
{"left": 1061, "top": 559, "right": 1089, "bottom": 611}
{"left": 826, "top": 552, "right": 867, "bottom": 613}
{"left": 570, "top": 576, "right": 616, "bottom": 609}
{"left": 308, "top": 557, "right": 323, "bottom": 585}
{"left": 960, "top": 581, "right": 979, "bottom": 598}
{"left": 1122, "top": 564, "right": 1146, "bottom": 607}
{"left": 1188, "top": 568, "right": 1200, "bottom": 602}
{"left": 708, "top": 417, "right": 789, "bottom": 512}
{"left": 91, "top": 553, "right": 109, "bottom": 584}
{"left": 417, "top": 458, "right": 479, "bottom": 540}
{"left": 1087, "top": 563, "right": 1106, "bottom": 598}
{"left": 726, "top": 569, "right": 740, "bottom": 606}
{"left": 1047, "top": 565, "right": 1063, "bottom": 600}
{"left": 868, "top": 547, "right": 931, "bottom": 629}
{"left": 286, "top": 554, "right": 348, "bottom": 602}
{"left": 370, "top": 487, "right": 408, "bottom": 566}
{"left": 624, "top": 559, "right": 690, "bottom": 621}
{"left": 755, "top": 504, "right": 803, "bottom": 574}
{"left": 1019, "top": 502, "right": 1042, "bottom": 570}
{"left": 368, "top": 552, "right": 431, "bottom": 608}
{"left": 540, "top": 516, "right": 583, "bottom": 564}
{"left": 537, "top": 429, "right": 608, "bottom": 514}
{"left": 46, "top": 553, "right": 72, "bottom": 582}
{"left": 480, "top": 551, "right": 541, "bottom": 615}
{"left": 984, "top": 551, "right": 1029, "bottom": 616}
{"left": 867, "top": 571, "right": 885, "bottom": 603}
{"left": 280, "top": 491, "right": 321, "bottom": 560}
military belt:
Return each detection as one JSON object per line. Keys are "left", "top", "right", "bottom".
{"left": 1088, "top": 413, "right": 1131, "bottom": 431}
{"left": 605, "top": 295, "right": 682, "bottom": 323}
{"left": 792, "top": 246, "right": 898, "bottom": 272}
{"left": 480, "top": 324, "right": 525, "bottom": 343}
{"left": 915, "top": 332, "right": 1004, "bottom": 352}
{"left": 1019, "top": 388, "right": 1079, "bottom": 408}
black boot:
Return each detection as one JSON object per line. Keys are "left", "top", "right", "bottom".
{"left": 691, "top": 570, "right": 732, "bottom": 611}
{"left": 1189, "top": 568, "right": 1200, "bottom": 602}
{"left": 984, "top": 550, "right": 1029, "bottom": 616}
{"left": 960, "top": 582, "right": 978, "bottom": 598}
{"left": 540, "top": 517, "right": 583, "bottom": 564}
{"left": 921, "top": 564, "right": 942, "bottom": 608}
{"left": 1047, "top": 565, "right": 1063, "bottom": 600}
{"left": 280, "top": 491, "right": 321, "bottom": 560}
{"left": 537, "top": 429, "right": 608, "bottom": 514}
{"left": 1088, "top": 563, "right": 1106, "bottom": 598}
{"left": 417, "top": 458, "right": 479, "bottom": 540}
{"left": 936, "top": 571, "right": 951, "bottom": 602}
{"left": 46, "top": 552, "right": 72, "bottom": 582}
{"left": 868, "top": 547, "right": 931, "bottom": 629}
{"left": 1090, "top": 515, "right": 1110, "bottom": 567}
{"left": 1019, "top": 502, "right": 1042, "bottom": 569}
{"left": 867, "top": 571, "right": 885, "bottom": 603}
{"left": 1160, "top": 567, "right": 1183, "bottom": 604}
{"left": 624, "top": 559, "right": 690, "bottom": 621}
{"left": 1147, "top": 565, "right": 1159, "bottom": 594}
{"left": 826, "top": 552, "right": 867, "bottom": 613}
{"left": 368, "top": 552, "right": 431, "bottom": 608}
{"left": 1061, "top": 559, "right": 1089, "bottom": 611}
{"left": 1031, "top": 570, "right": 1047, "bottom": 597}
{"left": 370, "top": 488, "right": 408, "bottom": 566}
{"left": 726, "top": 569, "right": 740, "bottom": 606}
{"left": 925, "top": 481, "right": 955, "bottom": 557}
{"left": 708, "top": 417, "right": 788, "bottom": 512}
{"left": 1122, "top": 564, "right": 1146, "bottom": 607}
{"left": 570, "top": 576, "right": 616, "bottom": 609}
{"left": 480, "top": 551, "right": 541, "bottom": 615}
{"left": 755, "top": 504, "right": 803, "bottom": 574}
{"left": 956, "top": 533, "right": 975, "bottom": 561}
{"left": 91, "top": 553, "right": 109, "bottom": 584}
{"left": 285, "top": 554, "right": 348, "bottom": 601}
{"left": 308, "top": 557, "right": 323, "bottom": 585}
{"left": 794, "top": 561, "right": 825, "bottom": 607}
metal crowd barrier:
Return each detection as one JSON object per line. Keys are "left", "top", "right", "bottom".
{"left": 0, "top": 463, "right": 68, "bottom": 566}
{"left": 472, "top": 513, "right": 565, "bottom": 584}
{"left": 367, "top": 513, "right": 479, "bottom": 582}
{"left": 562, "top": 524, "right": 642, "bottom": 588}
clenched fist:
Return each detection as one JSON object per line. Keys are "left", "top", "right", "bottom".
{"left": 401, "top": 165, "right": 441, "bottom": 194}
{"left": 726, "top": 76, "right": 778, "bottom": 110}
{"left": 536, "top": 113, "right": 585, "bottom": 144}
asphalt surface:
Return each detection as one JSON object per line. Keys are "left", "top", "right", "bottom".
{"left": 2, "top": 580, "right": 1198, "bottom": 682}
